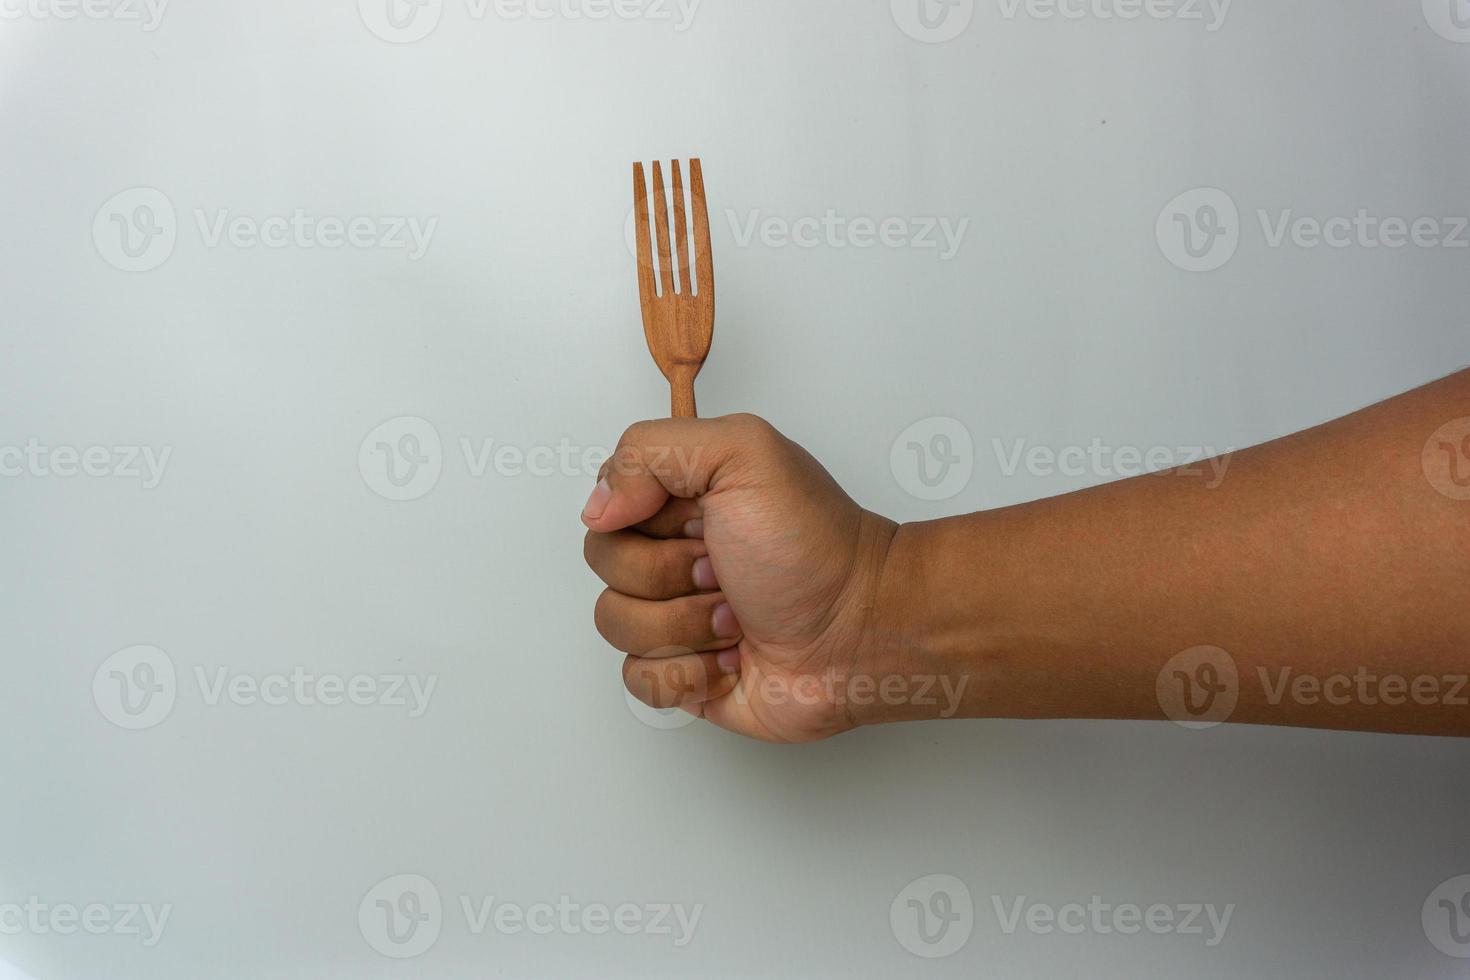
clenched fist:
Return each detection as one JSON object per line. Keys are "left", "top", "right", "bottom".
{"left": 582, "top": 414, "right": 897, "bottom": 743}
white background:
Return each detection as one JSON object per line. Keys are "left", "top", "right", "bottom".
{"left": 3, "top": 0, "right": 1470, "bottom": 976}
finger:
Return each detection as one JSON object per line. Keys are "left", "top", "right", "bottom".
{"left": 594, "top": 589, "right": 741, "bottom": 656}
{"left": 623, "top": 650, "right": 741, "bottom": 710}
{"left": 633, "top": 497, "right": 703, "bottom": 539}
{"left": 594, "top": 460, "right": 700, "bottom": 536}
{"left": 583, "top": 531, "right": 716, "bottom": 600}
{"left": 581, "top": 415, "right": 777, "bottom": 534}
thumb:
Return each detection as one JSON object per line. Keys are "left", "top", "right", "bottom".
{"left": 580, "top": 415, "right": 754, "bottom": 533}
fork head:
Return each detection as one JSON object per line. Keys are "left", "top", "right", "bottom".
{"left": 633, "top": 159, "right": 715, "bottom": 395}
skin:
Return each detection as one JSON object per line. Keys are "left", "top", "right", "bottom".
{"left": 582, "top": 368, "right": 1470, "bottom": 742}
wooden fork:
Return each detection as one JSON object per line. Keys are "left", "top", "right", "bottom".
{"left": 633, "top": 159, "right": 714, "bottom": 418}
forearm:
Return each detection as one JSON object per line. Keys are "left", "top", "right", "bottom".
{"left": 865, "top": 369, "right": 1470, "bottom": 736}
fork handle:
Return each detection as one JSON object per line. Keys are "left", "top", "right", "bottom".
{"left": 670, "top": 368, "right": 697, "bottom": 419}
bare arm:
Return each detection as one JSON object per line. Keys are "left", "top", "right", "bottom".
{"left": 868, "top": 369, "right": 1470, "bottom": 736}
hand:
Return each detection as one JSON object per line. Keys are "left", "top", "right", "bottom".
{"left": 582, "top": 414, "right": 897, "bottom": 743}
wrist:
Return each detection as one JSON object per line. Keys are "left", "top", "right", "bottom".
{"left": 850, "top": 518, "right": 991, "bottom": 727}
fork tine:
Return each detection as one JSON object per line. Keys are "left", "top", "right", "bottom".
{"left": 651, "top": 161, "right": 675, "bottom": 297}
{"left": 671, "top": 160, "right": 693, "bottom": 296}
{"left": 633, "top": 162, "right": 657, "bottom": 308}
{"left": 689, "top": 158, "right": 714, "bottom": 301}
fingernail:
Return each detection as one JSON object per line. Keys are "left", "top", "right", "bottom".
{"left": 691, "top": 556, "right": 718, "bottom": 591}
{"left": 712, "top": 602, "right": 739, "bottom": 639}
{"left": 717, "top": 649, "right": 742, "bottom": 674}
{"left": 582, "top": 478, "right": 611, "bottom": 520}
{"left": 683, "top": 519, "right": 705, "bottom": 539}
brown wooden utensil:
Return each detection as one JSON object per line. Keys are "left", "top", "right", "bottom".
{"left": 633, "top": 159, "right": 714, "bottom": 418}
